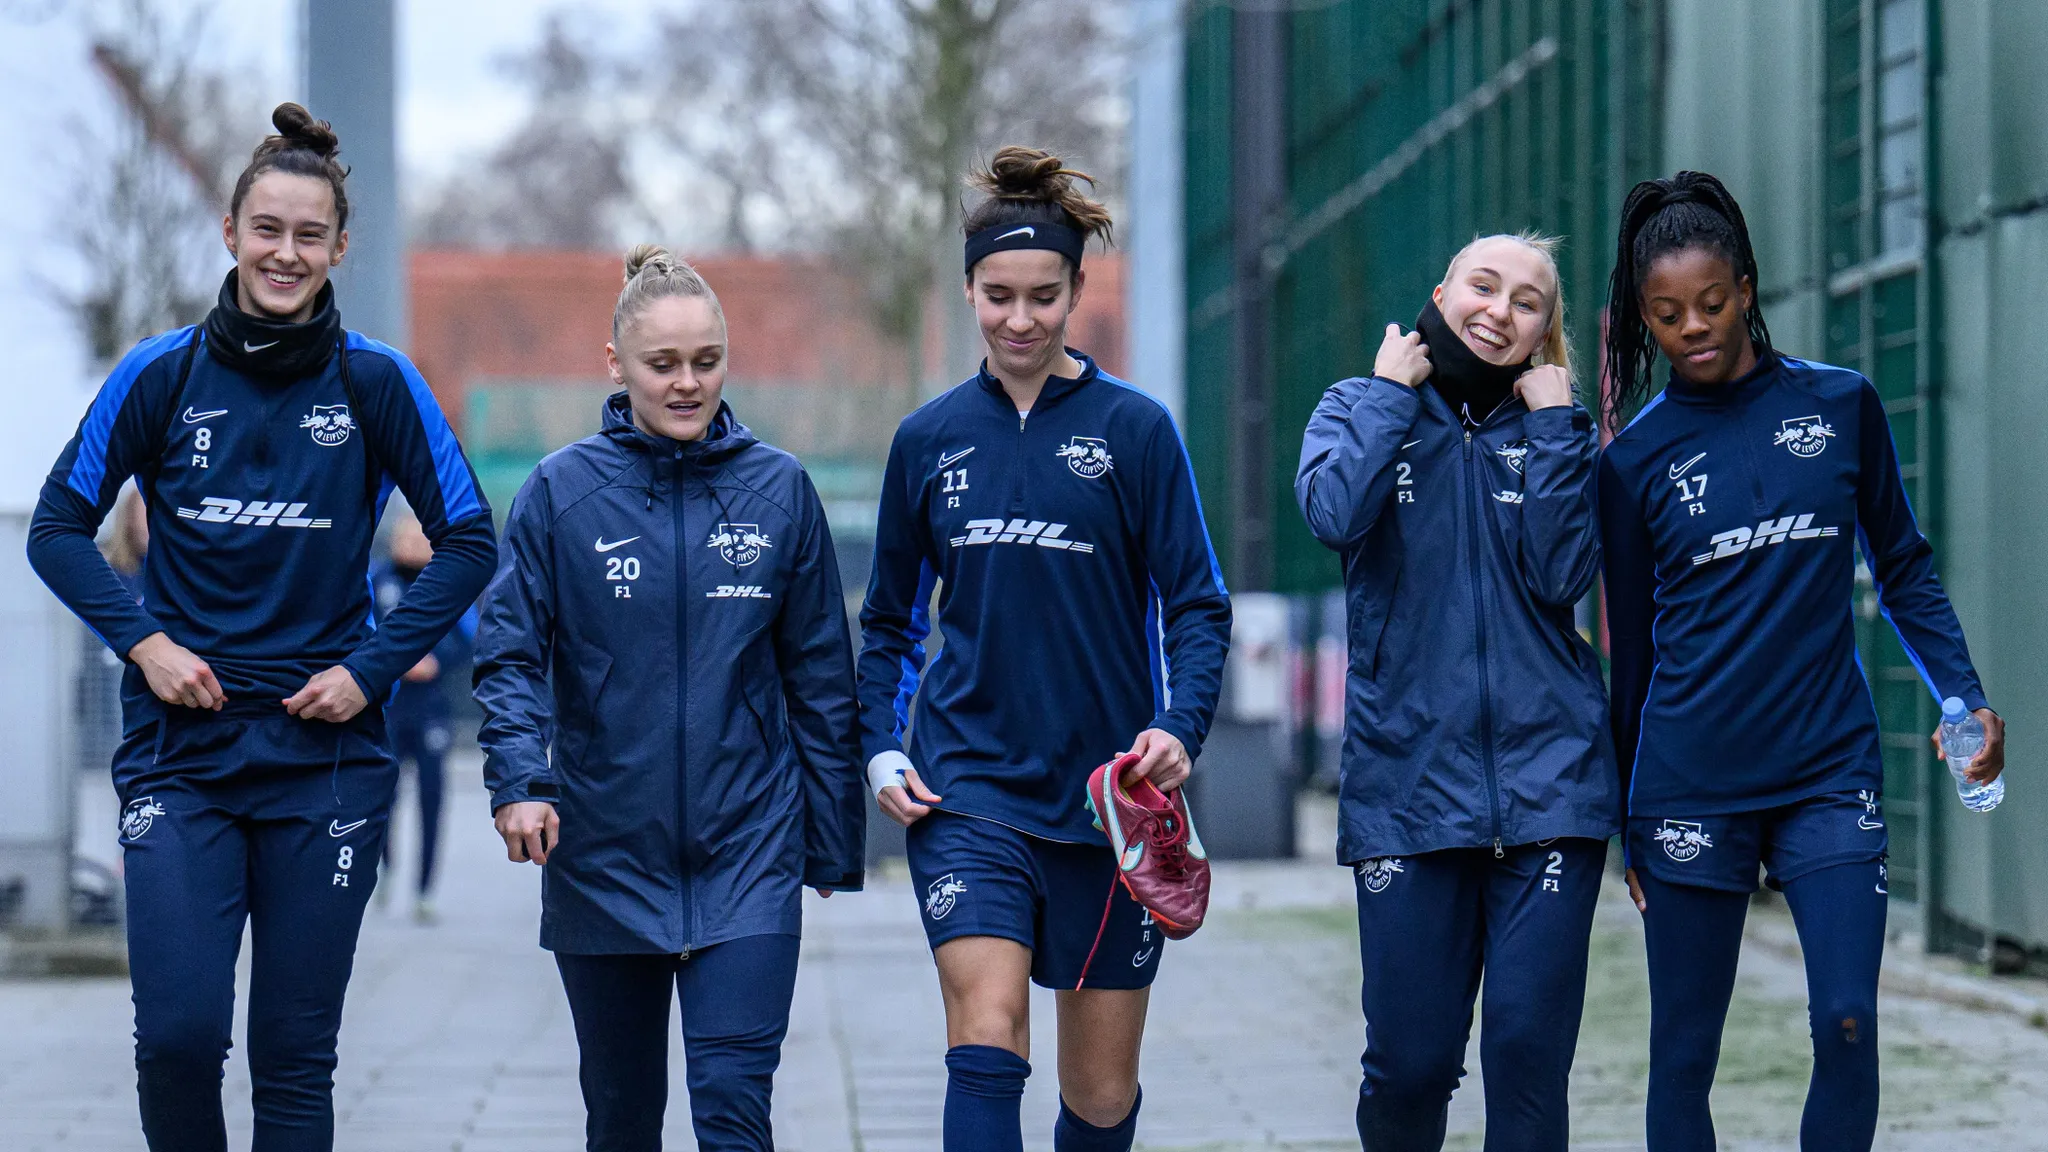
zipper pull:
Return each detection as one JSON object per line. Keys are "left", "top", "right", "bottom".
{"left": 1493, "top": 837, "right": 1504, "bottom": 859}
{"left": 1019, "top": 411, "right": 1027, "bottom": 431}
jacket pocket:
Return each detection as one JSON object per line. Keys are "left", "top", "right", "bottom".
{"left": 554, "top": 637, "right": 615, "bottom": 772}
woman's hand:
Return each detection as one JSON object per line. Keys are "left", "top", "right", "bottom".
{"left": 878, "top": 767, "right": 943, "bottom": 827}
{"left": 1932, "top": 707, "right": 2006, "bottom": 785}
{"left": 496, "top": 801, "right": 559, "bottom": 865}
{"left": 284, "top": 666, "right": 368, "bottom": 722}
{"left": 1125, "top": 728, "right": 1191, "bottom": 792}
{"left": 130, "top": 632, "right": 226, "bottom": 711}
{"left": 1514, "top": 364, "right": 1573, "bottom": 410}
{"left": 1625, "top": 867, "right": 1648, "bottom": 913}
{"left": 1373, "top": 324, "right": 1432, "bottom": 387}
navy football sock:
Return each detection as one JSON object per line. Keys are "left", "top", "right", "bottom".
{"left": 944, "top": 1044, "right": 1031, "bottom": 1152}
{"left": 1054, "top": 1086, "right": 1141, "bottom": 1152}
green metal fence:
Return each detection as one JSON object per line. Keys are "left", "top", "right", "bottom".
{"left": 1184, "top": 0, "right": 1663, "bottom": 594}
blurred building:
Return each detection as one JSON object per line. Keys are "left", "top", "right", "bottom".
{"left": 1168, "top": 0, "right": 2048, "bottom": 961}
{"left": 408, "top": 248, "right": 1126, "bottom": 580}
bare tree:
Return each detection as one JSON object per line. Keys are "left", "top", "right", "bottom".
{"left": 415, "top": 14, "right": 634, "bottom": 249}
{"left": 51, "top": 0, "right": 262, "bottom": 364}
{"left": 646, "top": 0, "right": 1131, "bottom": 376}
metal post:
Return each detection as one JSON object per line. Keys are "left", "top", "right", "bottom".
{"left": 1229, "top": 5, "right": 1285, "bottom": 592}
{"left": 303, "top": 0, "right": 404, "bottom": 347}
{"left": 1126, "top": 0, "right": 1186, "bottom": 423}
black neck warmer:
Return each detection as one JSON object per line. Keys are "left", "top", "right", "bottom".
{"left": 203, "top": 271, "right": 342, "bottom": 378}
{"left": 1416, "top": 298, "right": 1531, "bottom": 428}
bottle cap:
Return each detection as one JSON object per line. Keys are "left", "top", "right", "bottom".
{"left": 1942, "top": 696, "right": 1968, "bottom": 721}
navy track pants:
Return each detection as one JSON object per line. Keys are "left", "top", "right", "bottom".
{"left": 1639, "top": 859, "right": 1886, "bottom": 1151}
{"left": 556, "top": 933, "right": 802, "bottom": 1151}
{"left": 116, "top": 710, "right": 397, "bottom": 1152}
{"left": 1352, "top": 838, "right": 1606, "bottom": 1152}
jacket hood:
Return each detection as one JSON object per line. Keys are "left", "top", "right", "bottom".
{"left": 203, "top": 269, "right": 342, "bottom": 378}
{"left": 599, "top": 390, "right": 756, "bottom": 464}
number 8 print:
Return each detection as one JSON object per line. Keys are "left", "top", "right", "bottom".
{"left": 338, "top": 846, "right": 353, "bottom": 870}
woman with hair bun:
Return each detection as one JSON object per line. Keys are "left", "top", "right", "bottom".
{"left": 27, "top": 103, "right": 497, "bottom": 1150}
{"left": 857, "top": 146, "right": 1232, "bottom": 1152}
{"left": 474, "top": 244, "right": 865, "bottom": 1150}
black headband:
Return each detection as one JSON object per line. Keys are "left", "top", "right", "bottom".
{"left": 964, "top": 219, "right": 1086, "bottom": 274}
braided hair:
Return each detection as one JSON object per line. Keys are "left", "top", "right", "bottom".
{"left": 1601, "top": 171, "right": 1773, "bottom": 429}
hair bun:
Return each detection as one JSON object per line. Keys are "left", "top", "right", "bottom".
{"left": 623, "top": 243, "right": 675, "bottom": 284}
{"left": 270, "top": 102, "right": 340, "bottom": 158}
{"left": 974, "top": 145, "right": 1081, "bottom": 202}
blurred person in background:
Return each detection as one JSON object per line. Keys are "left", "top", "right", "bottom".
{"left": 857, "top": 146, "right": 1231, "bottom": 1152}
{"left": 474, "top": 244, "right": 865, "bottom": 1151}
{"left": 104, "top": 484, "right": 150, "bottom": 598}
{"left": 372, "top": 505, "right": 476, "bottom": 924}
{"left": 26, "top": 103, "right": 494, "bottom": 1152}
{"left": 1295, "top": 233, "right": 1617, "bottom": 1151}
{"left": 1599, "top": 171, "right": 2002, "bottom": 1152}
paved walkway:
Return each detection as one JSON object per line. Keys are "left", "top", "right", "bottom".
{"left": 7, "top": 756, "right": 2048, "bottom": 1149}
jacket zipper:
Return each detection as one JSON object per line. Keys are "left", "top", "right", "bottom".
{"left": 1463, "top": 429, "right": 1505, "bottom": 857}
{"left": 672, "top": 447, "right": 694, "bottom": 948}
{"left": 1737, "top": 405, "right": 1768, "bottom": 513}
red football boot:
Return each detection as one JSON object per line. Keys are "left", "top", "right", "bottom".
{"left": 1084, "top": 752, "right": 1211, "bottom": 939}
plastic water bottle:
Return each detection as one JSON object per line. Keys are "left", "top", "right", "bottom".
{"left": 1940, "top": 696, "right": 2002, "bottom": 812}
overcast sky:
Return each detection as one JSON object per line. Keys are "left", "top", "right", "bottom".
{"left": 0, "top": 0, "right": 615, "bottom": 505}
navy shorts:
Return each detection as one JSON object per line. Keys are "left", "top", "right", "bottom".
{"left": 1627, "top": 788, "right": 1890, "bottom": 893}
{"left": 905, "top": 810, "right": 1162, "bottom": 990}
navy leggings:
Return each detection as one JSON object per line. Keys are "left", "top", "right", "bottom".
{"left": 1639, "top": 860, "right": 1886, "bottom": 1151}
{"left": 118, "top": 712, "right": 396, "bottom": 1152}
{"left": 556, "top": 933, "right": 802, "bottom": 1151}
{"left": 381, "top": 717, "right": 446, "bottom": 895}
{"left": 1353, "top": 839, "right": 1606, "bottom": 1152}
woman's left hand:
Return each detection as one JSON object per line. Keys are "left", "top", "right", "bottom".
{"left": 1932, "top": 707, "right": 2006, "bottom": 785}
{"left": 284, "top": 666, "right": 368, "bottom": 722}
{"left": 1514, "top": 364, "right": 1573, "bottom": 410}
{"left": 1124, "top": 728, "right": 1191, "bottom": 792}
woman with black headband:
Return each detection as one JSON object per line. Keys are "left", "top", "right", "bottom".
{"left": 1599, "top": 171, "right": 2000, "bottom": 1151}
{"left": 1295, "top": 233, "right": 1618, "bottom": 1150}
{"left": 856, "top": 146, "right": 1231, "bottom": 1152}
{"left": 27, "top": 103, "right": 495, "bottom": 1150}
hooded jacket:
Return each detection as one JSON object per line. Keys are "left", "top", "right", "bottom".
{"left": 474, "top": 394, "right": 864, "bottom": 954}
{"left": 29, "top": 274, "right": 495, "bottom": 723}
{"left": 856, "top": 354, "right": 1232, "bottom": 842}
{"left": 1296, "top": 343, "right": 1619, "bottom": 862}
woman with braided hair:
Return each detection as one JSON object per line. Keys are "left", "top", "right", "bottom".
{"left": 1597, "top": 170, "right": 2004, "bottom": 1150}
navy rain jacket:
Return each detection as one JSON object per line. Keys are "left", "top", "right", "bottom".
{"left": 475, "top": 395, "right": 864, "bottom": 954}
{"left": 857, "top": 355, "right": 1232, "bottom": 842}
{"left": 30, "top": 315, "right": 494, "bottom": 723}
{"left": 1297, "top": 375, "right": 1619, "bottom": 862}
{"left": 1599, "top": 353, "right": 1987, "bottom": 817}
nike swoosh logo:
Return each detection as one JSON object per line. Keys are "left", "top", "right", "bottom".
{"left": 1400, "top": 440, "right": 1422, "bottom": 450}
{"left": 243, "top": 340, "right": 279, "bottom": 353}
{"left": 1668, "top": 452, "right": 1707, "bottom": 479}
{"left": 937, "top": 447, "right": 975, "bottom": 470}
{"left": 1131, "top": 947, "right": 1155, "bottom": 967}
{"left": 594, "top": 536, "right": 640, "bottom": 552}
{"left": 994, "top": 226, "right": 1036, "bottom": 241}
{"left": 1120, "top": 841, "right": 1145, "bottom": 872}
{"left": 329, "top": 818, "right": 368, "bottom": 837}
{"left": 183, "top": 407, "right": 228, "bottom": 424}
{"left": 1858, "top": 817, "right": 1885, "bottom": 831}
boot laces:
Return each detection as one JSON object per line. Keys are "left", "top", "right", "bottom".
{"left": 1147, "top": 813, "right": 1189, "bottom": 880}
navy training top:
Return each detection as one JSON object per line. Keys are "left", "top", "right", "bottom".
{"left": 1598, "top": 351, "right": 1987, "bottom": 817}
{"left": 29, "top": 311, "right": 494, "bottom": 720}
{"left": 856, "top": 353, "right": 1233, "bottom": 842}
